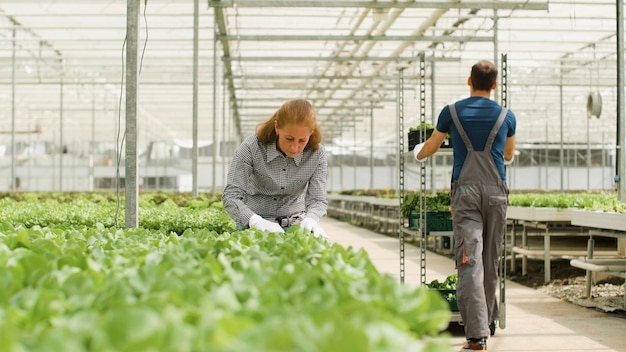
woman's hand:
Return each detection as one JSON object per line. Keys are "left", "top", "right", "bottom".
{"left": 300, "top": 217, "right": 328, "bottom": 239}
{"left": 249, "top": 214, "right": 285, "bottom": 233}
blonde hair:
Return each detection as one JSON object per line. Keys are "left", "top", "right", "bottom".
{"left": 256, "top": 99, "right": 322, "bottom": 150}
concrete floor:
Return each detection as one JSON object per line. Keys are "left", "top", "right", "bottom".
{"left": 320, "top": 217, "right": 626, "bottom": 352}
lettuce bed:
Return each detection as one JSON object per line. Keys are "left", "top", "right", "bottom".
{"left": 0, "top": 192, "right": 451, "bottom": 352}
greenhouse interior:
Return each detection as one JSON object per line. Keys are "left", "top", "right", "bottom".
{"left": 1, "top": 1, "right": 625, "bottom": 352}
{"left": 1, "top": 0, "right": 625, "bottom": 195}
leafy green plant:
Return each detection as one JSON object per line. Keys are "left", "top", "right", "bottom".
{"left": 426, "top": 273, "right": 458, "bottom": 290}
{"left": 407, "top": 123, "right": 450, "bottom": 139}
{"left": 508, "top": 192, "right": 625, "bottom": 213}
{"left": 0, "top": 192, "right": 235, "bottom": 234}
{"left": 0, "top": 221, "right": 452, "bottom": 351}
{"left": 401, "top": 192, "right": 451, "bottom": 218}
{"left": 426, "top": 274, "right": 458, "bottom": 311}
{"left": 408, "top": 122, "right": 436, "bottom": 132}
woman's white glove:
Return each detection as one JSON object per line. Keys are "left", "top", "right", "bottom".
{"left": 504, "top": 156, "right": 514, "bottom": 165}
{"left": 413, "top": 143, "right": 427, "bottom": 162}
{"left": 300, "top": 217, "right": 328, "bottom": 239}
{"left": 249, "top": 214, "right": 285, "bottom": 233}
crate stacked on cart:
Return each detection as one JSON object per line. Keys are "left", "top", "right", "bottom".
{"left": 426, "top": 273, "right": 459, "bottom": 312}
{"left": 408, "top": 210, "right": 453, "bottom": 233}
{"left": 407, "top": 122, "right": 452, "bottom": 151}
{"left": 402, "top": 191, "right": 454, "bottom": 249}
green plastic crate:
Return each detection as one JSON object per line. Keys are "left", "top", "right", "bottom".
{"left": 407, "top": 129, "right": 433, "bottom": 151}
{"left": 407, "top": 129, "right": 452, "bottom": 151}
{"left": 409, "top": 210, "right": 453, "bottom": 233}
{"left": 436, "top": 289, "right": 459, "bottom": 312}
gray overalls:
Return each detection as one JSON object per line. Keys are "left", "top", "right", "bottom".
{"left": 449, "top": 104, "right": 509, "bottom": 340}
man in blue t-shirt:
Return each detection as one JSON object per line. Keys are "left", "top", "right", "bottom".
{"left": 414, "top": 60, "right": 516, "bottom": 351}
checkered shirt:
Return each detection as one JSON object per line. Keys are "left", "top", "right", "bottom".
{"left": 223, "top": 135, "right": 328, "bottom": 228}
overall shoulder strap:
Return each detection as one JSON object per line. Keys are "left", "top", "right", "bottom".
{"left": 485, "top": 107, "right": 508, "bottom": 150}
{"left": 449, "top": 103, "right": 473, "bottom": 151}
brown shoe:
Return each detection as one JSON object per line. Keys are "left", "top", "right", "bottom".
{"left": 461, "top": 337, "right": 487, "bottom": 350}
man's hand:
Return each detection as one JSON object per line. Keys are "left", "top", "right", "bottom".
{"left": 249, "top": 214, "right": 285, "bottom": 233}
{"left": 504, "top": 156, "right": 514, "bottom": 165}
{"left": 300, "top": 217, "right": 328, "bottom": 239}
{"left": 413, "top": 143, "right": 427, "bottom": 162}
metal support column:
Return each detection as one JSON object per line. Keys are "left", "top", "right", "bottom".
{"left": 617, "top": 0, "right": 625, "bottom": 201}
{"left": 429, "top": 61, "right": 436, "bottom": 194}
{"left": 493, "top": 9, "right": 500, "bottom": 102}
{"left": 499, "top": 53, "right": 509, "bottom": 330}
{"left": 353, "top": 120, "right": 357, "bottom": 187}
{"left": 59, "top": 57, "right": 64, "bottom": 191}
{"left": 559, "top": 82, "right": 564, "bottom": 192}
{"left": 212, "top": 12, "right": 218, "bottom": 194}
{"left": 125, "top": 0, "right": 140, "bottom": 228}
{"left": 418, "top": 53, "right": 427, "bottom": 286}
{"left": 340, "top": 118, "right": 344, "bottom": 189}
{"left": 222, "top": 77, "right": 228, "bottom": 189}
{"left": 11, "top": 26, "right": 16, "bottom": 193}
{"left": 369, "top": 100, "right": 374, "bottom": 190}
{"left": 90, "top": 79, "right": 96, "bottom": 191}
{"left": 192, "top": 0, "right": 199, "bottom": 196}
{"left": 398, "top": 68, "right": 406, "bottom": 284}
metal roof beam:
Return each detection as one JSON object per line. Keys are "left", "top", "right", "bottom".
{"left": 228, "top": 74, "right": 420, "bottom": 80}
{"left": 239, "top": 113, "right": 364, "bottom": 119}
{"left": 217, "top": 34, "right": 492, "bottom": 42}
{"left": 230, "top": 87, "right": 399, "bottom": 92}
{"left": 239, "top": 97, "right": 394, "bottom": 103}
{"left": 213, "top": 6, "right": 243, "bottom": 139}
{"left": 223, "top": 56, "right": 460, "bottom": 63}
{"left": 241, "top": 104, "right": 372, "bottom": 110}
{"left": 208, "top": 1, "right": 548, "bottom": 11}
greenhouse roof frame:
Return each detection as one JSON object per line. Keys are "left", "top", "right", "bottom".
{"left": 0, "top": 0, "right": 624, "bottom": 153}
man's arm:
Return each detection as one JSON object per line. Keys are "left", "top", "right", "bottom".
{"left": 416, "top": 129, "right": 447, "bottom": 160}
{"left": 503, "top": 135, "right": 516, "bottom": 163}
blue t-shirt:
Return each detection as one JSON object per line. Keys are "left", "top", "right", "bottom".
{"left": 436, "top": 96, "right": 516, "bottom": 181}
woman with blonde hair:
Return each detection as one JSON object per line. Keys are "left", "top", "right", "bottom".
{"left": 223, "top": 98, "right": 328, "bottom": 238}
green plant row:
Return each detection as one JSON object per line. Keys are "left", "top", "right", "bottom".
{"left": 401, "top": 192, "right": 451, "bottom": 218}
{"left": 0, "top": 192, "right": 453, "bottom": 351}
{"left": 0, "top": 225, "right": 451, "bottom": 352}
{"left": 399, "top": 191, "right": 626, "bottom": 215}
{"left": 508, "top": 192, "right": 625, "bottom": 213}
{"left": 0, "top": 192, "right": 235, "bottom": 235}
{"left": 336, "top": 189, "right": 399, "bottom": 198}
{"left": 0, "top": 191, "right": 222, "bottom": 208}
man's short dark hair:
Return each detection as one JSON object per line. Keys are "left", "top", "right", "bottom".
{"left": 471, "top": 60, "right": 498, "bottom": 91}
